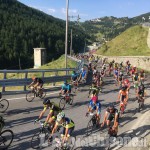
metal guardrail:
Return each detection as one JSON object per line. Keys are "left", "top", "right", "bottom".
{"left": 0, "top": 56, "right": 83, "bottom": 92}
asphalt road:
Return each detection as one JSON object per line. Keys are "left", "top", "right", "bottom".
{"left": 1, "top": 68, "right": 150, "bottom": 150}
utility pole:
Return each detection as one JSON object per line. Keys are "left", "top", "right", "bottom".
{"left": 65, "top": 0, "right": 69, "bottom": 69}
{"left": 70, "top": 29, "right": 72, "bottom": 56}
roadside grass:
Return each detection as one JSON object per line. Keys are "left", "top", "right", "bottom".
{"left": 96, "top": 25, "right": 150, "bottom": 56}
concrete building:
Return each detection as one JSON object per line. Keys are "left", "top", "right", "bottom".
{"left": 34, "top": 48, "right": 46, "bottom": 68}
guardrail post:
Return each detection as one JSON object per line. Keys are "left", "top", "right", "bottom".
{"left": 24, "top": 72, "right": 28, "bottom": 91}
{"left": 53, "top": 71, "right": 58, "bottom": 86}
{"left": 42, "top": 72, "right": 45, "bottom": 78}
{"left": 2, "top": 72, "right": 6, "bottom": 92}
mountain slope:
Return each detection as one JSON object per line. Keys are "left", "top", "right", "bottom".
{"left": 83, "top": 12, "right": 150, "bottom": 42}
{"left": 0, "top": 0, "right": 86, "bottom": 69}
{"left": 96, "top": 25, "right": 150, "bottom": 56}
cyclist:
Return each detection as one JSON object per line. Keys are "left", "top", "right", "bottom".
{"left": 93, "top": 66, "right": 97, "bottom": 76}
{"left": 137, "top": 84, "right": 145, "bottom": 99}
{"left": 113, "top": 68, "right": 119, "bottom": 85}
{"left": 88, "top": 82, "right": 99, "bottom": 97}
{"left": 132, "top": 72, "right": 139, "bottom": 94}
{"left": 118, "top": 72, "right": 124, "bottom": 86}
{"left": 51, "top": 112, "right": 75, "bottom": 143}
{"left": 118, "top": 86, "right": 128, "bottom": 103}
{"left": 131, "top": 66, "right": 137, "bottom": 77}
{"left": 139, "top": 70, "right": 145, "bottom": 84}
{"left": 29, "top": 76, "right": 44, "bottom": 95}
{"left": 122, "top": 79, "right": 131, "bottom": 92}
{"left": 80, "top": 67, "right": 87, "bottom": 83}
{"left": 35, "top": 99, "right": 61, "bottom": 127}
{"left": 60, "top": 81, "right": 71, "bottom": 95}
{"left": 86, "top": 91, "right": 101, "bottom": 127}
{"left": 101, "top": 105, "right": 119, "bottom": 136}
{"left": 71, "top": 71, "right": 79, "bottom": 87}
{"left": 108, "top": 62, "right": 113, "bottom": 75}
{"left": 126, "top": 63, "right": 131, "bottom": 75}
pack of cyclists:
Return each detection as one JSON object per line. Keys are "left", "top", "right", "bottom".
{"left": 30, "top": 56, "right": 148, "bottom": 146}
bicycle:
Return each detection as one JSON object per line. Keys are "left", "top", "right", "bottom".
{"left": 116, "top": 100, "right": 126, "bottom": 117}
{"left": 0, "top": 129, "right": 14, "bottom": 150}
{"left": 85, "top": 113, "right": 98, "bottom": 136}
{"left": 26, "top": 87, "right": 46, "bottom": 102}
{"left": 52, "top": 136, "right": 75, "bottom": 150}
{"left": 137, "top": 95, "right": 144, "bottom": 112}
{"left": 59, "top": 93, "right": 74, "bottom": 110}
{"left": 31, "top": 120, "right": 52, "bottom": 149}
{"left": 0, "top": 93, "right": 9, "bottom": 113}
{"left": 105, "top": 127, "right": 117, "bottom": 150}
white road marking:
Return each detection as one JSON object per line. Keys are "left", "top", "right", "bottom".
{"left": 7, "top": 91, "right": 59, "bottom": 101}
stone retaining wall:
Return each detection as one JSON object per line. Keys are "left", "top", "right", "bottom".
{"left": 94, "top": 55, "right": 150, "bottom": 71}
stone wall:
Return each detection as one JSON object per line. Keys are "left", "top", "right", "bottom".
{"left": 94, "top": 55, "right": 150, "bottom": 71}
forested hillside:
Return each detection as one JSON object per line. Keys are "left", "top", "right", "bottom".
{"left": 0, "top": 0, "right": 86, "bottom": 69}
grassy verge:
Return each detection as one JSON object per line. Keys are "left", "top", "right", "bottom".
{"left": 96, "top": 25, "right": 150, "bottom": 56}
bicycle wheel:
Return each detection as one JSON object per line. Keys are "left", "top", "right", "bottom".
{"left": 0, "top": 99, "right": 9, "bottom": 113}
{"left": 31, "top": 131, "right": 48, "bottom": 149}
{"left": 69, "top": 95, "right": 74, "bottom": 105}
{"left": 86, "top": 116, "right": 95, "bottom": 136}
{"left": 39, "top": 89, "right": 46, "bottom": 99}
{"left": 26, "top": 91, "right": 35, "bottom": 102}
{"left": 59, "top": 98, "right": 66, "bottom": 110}
{"left": 0, "top": 129, "right": 14, "bottom": 150}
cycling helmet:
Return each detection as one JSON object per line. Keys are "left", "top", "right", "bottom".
{"left": 43, "top": 99, "right": 51, "bottom": 105}
{"left": 57, "top": 112, "right": 65, "bottom": 122}
{"left": 109, "top": 104, "right": 114, "bottom": 109}
{"left": 121, "top": 86, "right": 127, "bottom": 91}
{"left": 32, "top": 76, "right": 36, "bottom": 80}
{"left": 119, "top": 72, "right": 123, "bottom": 75}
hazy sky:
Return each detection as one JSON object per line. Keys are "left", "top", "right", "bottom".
{"left": 18, "top": 0, "right": 150, "bottom": 21}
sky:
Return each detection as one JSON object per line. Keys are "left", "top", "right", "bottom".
{"left": 18, "top": 0, "right": 150, "bottom": 21}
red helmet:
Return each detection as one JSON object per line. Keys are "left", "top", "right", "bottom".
{"left": 124, "top": 79, "right": 129, "bottom": 84}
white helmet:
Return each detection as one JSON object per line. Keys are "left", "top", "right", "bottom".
{"left": 57, "top": 112, "right": 65, "bottom": 122}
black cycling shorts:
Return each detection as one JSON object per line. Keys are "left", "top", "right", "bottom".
{"left": 108, "top": 114, "right": 119, "bottom": 123}
{"left": 61, "top": 127, "right": 75, "bottom": 136}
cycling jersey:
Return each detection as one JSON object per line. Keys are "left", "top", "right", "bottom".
{"left": 114, "top": 70, "right": 119, "bottom": 76}
{"left": 33, "top": 78, "right": 43, "bottom": 84}
{"left": 43, "top": 102, "right": 61, "bottom": 119}
{"left": 91, "top": 95, "right": 98, "bottom": 102}
{"left": 56, "top": 117, "right": 75, "bottom": 128}
{"left": 119, "top": 90, "right": 127, "bottom": 96}
{"left": 81, "top": 70, "right": 87, "bottom": 78}
{"left": 133, "top": 75, "right": 138, "bottom": 81}
{"left": 89, "top": 100, "right": 101, "bottom": 114}
{"left": 62, "top": 84, "right": 71, "bottom": 92}
{"left": 89, "top": 86, "right": 99, "bottom": 95}
{"left": 106, "top": 108, "right": 119, "bottom": 122}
